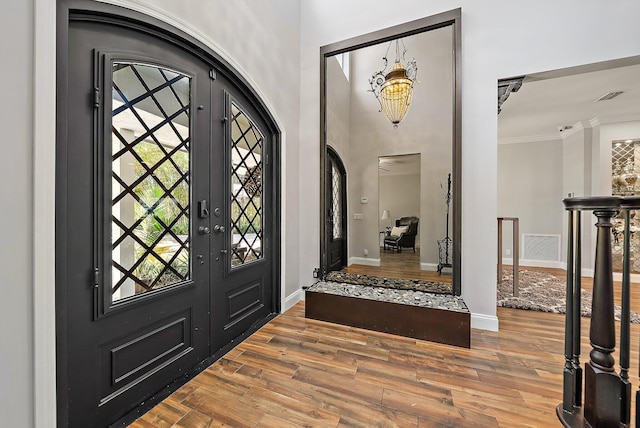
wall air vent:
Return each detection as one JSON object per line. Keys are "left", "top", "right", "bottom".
{"left": 594, "top": 91, "right": 624, "bottom": 102}
{"left": 523, "top": 234, "right": 561, "bottom": 261}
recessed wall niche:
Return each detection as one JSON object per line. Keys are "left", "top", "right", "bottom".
{"left": 611, "top": 138, "right": 640, "bottom": 273}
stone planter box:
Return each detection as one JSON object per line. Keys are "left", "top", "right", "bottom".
{"left": 305, "top": 287, "right": 470, "bottom": 348}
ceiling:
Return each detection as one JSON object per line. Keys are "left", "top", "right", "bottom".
{"left": 498, "top": 58, "right": 640, "bottom": 143}
{"left": 378, "top": 153, "right": 420, "bottom": 176}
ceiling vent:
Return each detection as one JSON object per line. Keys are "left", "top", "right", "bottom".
{"left": 594, "top": 91, "right": 624, "bottom": 102}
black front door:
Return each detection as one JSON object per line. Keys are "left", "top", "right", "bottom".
{"left": 211, "top": 93, "right": 274, "bottom": 352}
{"left": 57, "top": 13, "right": 276, "bottom": 427}
{"left": 326, "top": 148, "right": 347, "bottom": 272}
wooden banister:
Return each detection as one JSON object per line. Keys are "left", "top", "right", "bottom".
{"left": 557, "top": 196, "right": 635, "bottom": 427}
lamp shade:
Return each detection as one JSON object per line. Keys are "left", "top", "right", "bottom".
{"left": 381, "top": 209, "right": 390, "bottom": 220}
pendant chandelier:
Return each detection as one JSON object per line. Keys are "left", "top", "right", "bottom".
{"left": 369, "top": 39, "right": 418, "bottom": 128}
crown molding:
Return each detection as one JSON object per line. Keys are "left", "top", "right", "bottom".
{"left": 498, "top": 133, "right": 561, "bottom": 145}
{"left": 498, "top": 117, "right": 640, "bottom": 145}
{"left": 595, "top": 114, "right": 640, "bottom": 126}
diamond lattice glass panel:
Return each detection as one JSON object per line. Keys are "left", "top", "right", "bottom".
{"left": 611, "top": 140, "right": 640, "bottom": 274}
{"left": 230, "top": 103, "right": 264, "bottom": 268}
{"left": 612, "top": 141, "right": 636, "bottom": 196}
{"left": 111, "top": 62, "right": 191, "bottom": 302}
{"left": 331, "top": 163, "right": 342, "bottom": 239}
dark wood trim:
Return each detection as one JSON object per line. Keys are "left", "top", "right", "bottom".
{"left": 319, "top": 9, "right": 462, "bottom": 57}
{"left": 305, "top": 291, "right": 470, "bottom": 348}
{"left": 319, "top": 8, "right": 462, "bottom": 296}
{"left": 319, "top": 49, "right": 327, "bottom": 276}
{"left": 451, "top": 11, "right": 462, "bottom": 296}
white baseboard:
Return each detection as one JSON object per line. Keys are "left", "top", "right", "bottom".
{"left": 284, "top": 288, "right": 303, "bottom": 311}
{"left": 471, "top": 313, "right": 499, "bottom": 331}
{"left": 505, "top": 261, "right": 640, "bottom": 282}
{"left": 349, "top": 257, "right": 381, "bottom": 267}
{"left": 420, "top": 263, "right": 438, "bottom": 271}
{"left": 582, "top": 267, "right": 594, "bottom": 278}
{"left": 502, "top": 258, "right": 564, "bottom": 269}
{"left": 612, "top": 272, "right": 640, "bottom": 282}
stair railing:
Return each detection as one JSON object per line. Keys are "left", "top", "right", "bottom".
{"left": 557, "top": 196, "right": 640, "bottom": 427}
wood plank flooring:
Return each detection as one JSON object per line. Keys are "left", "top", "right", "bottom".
{"left": 342, "top": 249, "right": 452, "bottom": 284}
{"left": 130, "top": 265, "right": 640, "bottom": 427}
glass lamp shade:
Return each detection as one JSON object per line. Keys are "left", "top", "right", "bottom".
{"left": 379, "top": 62, "right": 414, "bottom": 126}
{"left": 381, "top": 209, "right": 390, "bottom": 220}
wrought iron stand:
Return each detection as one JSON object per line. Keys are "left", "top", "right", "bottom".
{"left": 437, "top": 173, "right": 452, "bottom": 274}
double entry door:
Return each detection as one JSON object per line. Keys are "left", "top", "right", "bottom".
{"left": 58, "top": 17, "right": 276, "bottom": 427}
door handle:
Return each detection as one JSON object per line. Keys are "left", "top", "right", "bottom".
{"left": 198, "top": 226, "right": 211, "bottom": 235}
{"left": 213, "top": 225, "right": 225, "bottom": 233}
{"left": 198, "top": 200, "right": 210, "bottom": 218}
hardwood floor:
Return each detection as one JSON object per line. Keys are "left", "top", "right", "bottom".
{"left": 130, "top": 264, "right": 640, "bottom": 427}
{"left": 342, "top": 248, "right": 452, "bottom": 283}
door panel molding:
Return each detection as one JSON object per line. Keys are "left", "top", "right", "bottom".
{"left": 226, "top": 279, "right": 264, "bottom": 325}
{"left": 99, "top": 311, "right": 192, "bottom": 403}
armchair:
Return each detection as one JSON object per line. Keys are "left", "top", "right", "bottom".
{"left": 383, "top": 216, "right": 419, "bottom": 252}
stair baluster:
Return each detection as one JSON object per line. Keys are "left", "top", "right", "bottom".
{"left": 572, "top": 210, "right": 583, "bottom": 409}
{"left": 557, "top": 196, "right": 628, "bottom": 427}
{"left": 562, "top": 208, "right": 578, "bottom": 413}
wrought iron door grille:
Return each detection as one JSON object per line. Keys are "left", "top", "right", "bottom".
{"left": 331, "top": 163, "right": 342, "bottom": 239}
{"left": 111, "top": 62, "right": 192, "bottom": 302}
{"left": 230, "top": 103, "right": 264, "bottom": 267}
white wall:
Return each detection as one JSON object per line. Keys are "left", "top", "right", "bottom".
{"left": 379, "top": 172, "right": 422, "bottom": 244}
{"left": 498, "top": 139, "right": 563, "bottom": 262}
{"left": 326, "top": 57, "right": 351, "bottom": 164}
{"left": 300, "top": 0, "right": 640, "bottom": 330}
{"left": 0, "top": 0, "right": 34, "bottom": 426}
{"left": 379, "top": 173, "right": 421, "bottom": 224}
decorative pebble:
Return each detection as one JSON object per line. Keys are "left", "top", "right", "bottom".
{"left": 325, "top": 271, "right": 452, "bottom": 294}
{"left": 307, "top": 281, "right": 469, "bottom": 313}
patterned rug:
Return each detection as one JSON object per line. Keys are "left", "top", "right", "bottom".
{"left": 498, "top": 269, "right": 640, "bottom": 323}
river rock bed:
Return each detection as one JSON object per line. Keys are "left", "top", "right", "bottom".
{"left": 307, "top": 281, "right": 468, "bottom": 313}
{"left": 324, "top": 271, "right": 452, "bottom": 294}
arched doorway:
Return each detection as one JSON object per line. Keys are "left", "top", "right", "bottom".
{"left": 325, "top": 147, "right": 347, "bottom": 273}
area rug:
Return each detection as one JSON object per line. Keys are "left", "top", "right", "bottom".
{"left": 499, "top": 269, "right": 640, "bottom": 323}
{"left": 325, "top": 271, "right": 452, "bottom": 294}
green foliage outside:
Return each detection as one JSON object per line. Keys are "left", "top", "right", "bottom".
{"left": 120, "top": 141, "right": 262, "bottom": 287}
{"left": 131, "top": 141, "right": 190, "bottom": 286}
{"left": 231, "top": 196, "right": 262, "bottom": 235}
